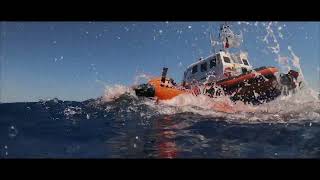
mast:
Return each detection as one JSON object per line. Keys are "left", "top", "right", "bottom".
{"left": 208, "top": 22, "right": 218, "bottom": 55}
{"left": 209, "top": 22, "right": 227, "bottom": 54}
{"left": 209, "top": 32, "right": 216, "bottom": 54}
{"left": 220, "top": 21, "right": 229, "bottom": 52}
{"left": 219, "top": 22, "right": 243, "bottom": 54}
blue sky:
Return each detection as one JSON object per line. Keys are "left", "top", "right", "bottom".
{"left": 0, "top": 21, "right": 319, "bottom": 102}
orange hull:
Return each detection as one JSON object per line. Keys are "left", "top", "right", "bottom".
{"left": 147, "top": 67, "right": 279, "bottom": 101}
{"left": 148, "top": 78, "right": 187, "bottom": 100}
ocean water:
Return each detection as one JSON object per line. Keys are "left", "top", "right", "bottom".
{"left": 1, "top": 85, "right": 320, "bottom": 158}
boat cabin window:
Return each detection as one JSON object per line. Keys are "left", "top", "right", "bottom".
{"left": 242, "top": 59, "right": 249, "bottom": 66}
{"left": 241, "top": 67, "right": 248, "bottom": 74}
{"left": 192, "top": 65, "right": 198, "bottom": 74}
{"left": 210, "top": 58, "right": 216, "bottom": 68}
{"left": 233, "top": 56, "right": 243, "bottom": 64}
{"left": 223, "top": 56, "right": 231, "bottom": 63}
{"left": 201, "top": 62, "right": 207, "bottom": 72}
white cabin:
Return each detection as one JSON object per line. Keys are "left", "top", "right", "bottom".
{"left": 182, "top": 50, "right": 253, "bottom": 84}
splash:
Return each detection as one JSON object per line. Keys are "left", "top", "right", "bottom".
{"left": 254, "top": 87, "right": 320, "bottom": 123}
{"left": 288, "top": 46, "right": 305, "bottom": 82}
{"left": 263, "top": 22, "right": 280, "bottom": 54}
{"left": 63, "top": 106, "right": 83, "bottom": 119}
{"left": 133, "top": 73, "right": 154, "bottom": 85}
{"left": 101, "top": 73, "right": 156, "bottom": 102}
{"left": 160, "top": 94, "right": 249, "bottom": 114}
{"left": 102, "top": 84, "right": 136, "bottom": 102}
{"left": 142, "top": 86, "right": 320, "bottom": 124}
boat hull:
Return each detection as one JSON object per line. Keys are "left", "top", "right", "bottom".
{"left": 134, "top": 66, "right": 296, "bottom": 105}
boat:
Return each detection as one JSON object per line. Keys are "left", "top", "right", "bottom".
{"left": 133, "top": 23, "right": 301, "bottom": 105}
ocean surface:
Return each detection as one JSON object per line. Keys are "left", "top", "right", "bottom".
{"left": 1, "top": 85, "right": 320, "bottom": 158}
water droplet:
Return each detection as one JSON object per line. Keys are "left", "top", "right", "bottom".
{"left": 8, "top": 126, "right": 18, "bottom": 138}
{"left": 199, "top": 135, "right": 205, "bottom": 141}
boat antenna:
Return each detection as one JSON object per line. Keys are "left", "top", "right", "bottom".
{"left": 219, "top": 23, "right": 223, "bottom": 51}
{"left": 209, "top": 28, "right": 216, "bottom": 55}
{"left": 208, "top": 23, "right": 216, "bottom": 54}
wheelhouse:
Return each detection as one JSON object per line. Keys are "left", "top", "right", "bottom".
{"left": 183, "top": 51, "right": 253, "bottom": 84}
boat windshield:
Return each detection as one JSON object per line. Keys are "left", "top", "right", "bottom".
{"left": 223, "top": 56, "right": 231, "bottom": 63}
{"left": 230, "top": 54, "right": 243, "bottom": 64}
